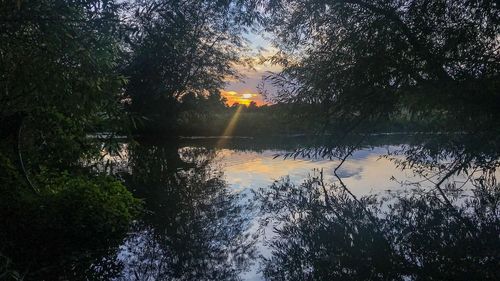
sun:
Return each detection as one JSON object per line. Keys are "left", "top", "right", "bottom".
{"left": 220, "top": 89, "right": 265, "bottom": 106}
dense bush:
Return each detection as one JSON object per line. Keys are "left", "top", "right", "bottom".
{"left": 0, "top": 160, "right": 142, "bottom": 280}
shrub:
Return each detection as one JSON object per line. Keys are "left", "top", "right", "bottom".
{"left": 0, "top": 169, "right": 142, "bottom": 280}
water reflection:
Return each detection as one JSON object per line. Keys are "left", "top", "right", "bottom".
{"left": 103, "top": 134, "right": 499, "bottom": 281}
{"left": 253, "top": 133, "right": 500, "bottom": 281}
{"left": 256, "top": 172, "right": 499, "bottom": 281}
{"left": 115, "top": 141, "right": 255, "bottom": 280}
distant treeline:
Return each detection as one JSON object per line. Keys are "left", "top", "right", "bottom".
{"left": 138, "top": 92, "right": 459, "bottom": 137}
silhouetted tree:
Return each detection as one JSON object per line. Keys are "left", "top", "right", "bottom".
{"left": 123, "top": 0, "right": 257, "bottom": 134}
{"left": 262, "top": 0, "right": 500, "bottom": 133}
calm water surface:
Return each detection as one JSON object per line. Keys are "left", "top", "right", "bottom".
{"left": 103, "top": 136, "right": 488, "bottom": 281}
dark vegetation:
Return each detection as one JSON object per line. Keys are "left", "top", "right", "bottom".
{"left": 0, "top": 0, "right": 499, "bottom": 280}
{"left": 257, "top": 169, "right": 499, "bottom": 281}
{"left": 263, "top": 0, "right": 500, "bottom": 135}
{"left": 164, "top": 97, "right": 445, "bottom": 136}
{"left": 254, "top": 132, "right": 500, "bottom": 281}
{"left": 129, "top": 0, "right": 498, "bottom": 136}
{"left": 113, "top": 143, "right": 255, "bottom": 280}
{"left": 0, "top": 1, "right": 141, "bottom": 279}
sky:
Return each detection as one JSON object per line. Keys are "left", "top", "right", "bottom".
{"left": 220, "top": 32, "right": 281, "bottom": 106}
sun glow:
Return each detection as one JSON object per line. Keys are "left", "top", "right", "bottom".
{"left": 217, "top": 105, "right": 244, "bottom": 147}
{"left": 220, "top": 90, "right": 265, "bottom": 106}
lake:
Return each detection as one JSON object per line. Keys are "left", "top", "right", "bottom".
{"left": 95, "top": 134, "right": 498, "bottom": 281}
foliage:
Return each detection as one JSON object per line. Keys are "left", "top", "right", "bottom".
{"left": 262, "top": 0, "right": 500, "bottom": 133}
{"left": 0, "top": 0, "right": 499, "bottom": 279}
{"left": 175, "top": 102, "right": 315, "bottom": 136}
{"left": 0, "top": 253, "right": 22, "bottom": 281}
{"left": 0, "top": 165, "right": 141, "bottom": 280}
{"left": 114, "top": 142, "right": 255, "bottom": 280}
{"left": 123, "top": 0, "right": 258, "bottom": 133}
{"left": 0, "top": 0, "right": 128, "bottom": 168}
{"left": 256, "top": 170, "right": 500, "bottom": 281}
{"left": 0, "top": 1, "right": 145, "bottom": 278}
{"left": 170, "top": 100, "right": 439, "bottom": 136}
{"left": 0, "top": 2, "right": 141, "bottom": 277}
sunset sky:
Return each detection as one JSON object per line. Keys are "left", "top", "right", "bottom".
{"left": 220, "top": 32, "right": 280, "bottom": 106}
{"left": 220, "top": 90, "right": 264, "bottom": 106}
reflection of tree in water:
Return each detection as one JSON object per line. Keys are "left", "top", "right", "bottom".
{"left": 256, "top": 134, "right": 499, "bottom": 281}
{"left": 115, "top": 142, "right": 255, "bottom": 280}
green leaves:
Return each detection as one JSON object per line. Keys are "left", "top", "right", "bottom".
{"left": 0, "top": 2, "right": 138, "bottom": 277}
{"left": 123, "top": 0, "right": 256, "bottom": 134}
{"left": 263, "top": 0, "right": 500, "bottom": 133}
{"left": 0, "top": 0, "right": 129, "bottom": 169}
{"left": 0, "top": 170, "right": 142, "bottom": 280}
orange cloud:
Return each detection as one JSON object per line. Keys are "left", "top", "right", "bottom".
{"left": 220, "top": 89, "right": 266, "bottom": 106}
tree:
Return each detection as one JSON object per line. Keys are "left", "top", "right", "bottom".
{"left": 248, "top": 100, "right": 258, "bottom": 110}
{"left": 263, "top": 0, "right": 500, "bottom": 133}
{"left": 0, "top": 1, "right": 141, "bottom": 278}
{"left": 123, "top": 0, "right": 257, "bottom": 133}
{"left": 0, "top": 0, "right": 127, "bottom": 169}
